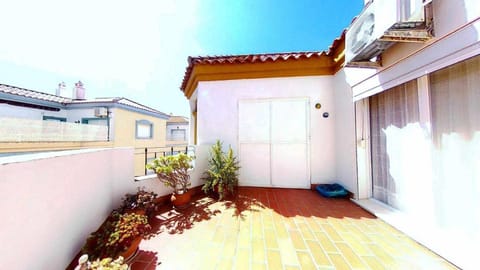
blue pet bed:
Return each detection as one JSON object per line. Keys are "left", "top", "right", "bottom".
{"left": 316, "top": 183, "right": 348, "bottom": 198}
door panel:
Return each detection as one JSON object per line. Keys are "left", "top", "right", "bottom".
{"left": 239, "top": 100, "right": 270, "bottom": 143}
{"left": 271, "top": 99, "right": 307, "bottom": 143}
{"left": 238, "top": 98, "right": 309, "bottom": 188}
{"left": 239, "top": 143, "right": 271, "bottom": 187}
{"left": 271, "top": 143, "right": 309, "bottom": 188}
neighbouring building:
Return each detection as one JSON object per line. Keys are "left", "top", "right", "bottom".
{"left": 166, "top": 115, "right": 189, "bottom": 146}
{"left": 0, "top": 82, "right": 170, "bottom": 176}
{"left": 180, "top": 0, "right": 479, "bottom": 268}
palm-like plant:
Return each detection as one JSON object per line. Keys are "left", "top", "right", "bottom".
{"left": 202, "top": 140, "right": 240, "bottom": 200}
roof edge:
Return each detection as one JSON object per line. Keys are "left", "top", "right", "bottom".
{"left": 179, "top": 31, "right": 347, "bottom": 97}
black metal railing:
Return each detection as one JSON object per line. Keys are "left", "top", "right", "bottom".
{"left": 134, "top": 145, "right": 195, "bottom": 176}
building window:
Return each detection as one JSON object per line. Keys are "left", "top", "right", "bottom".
{"left": 428, "top": 55, "right": 480, "bottom": 228}
{"left": 170, "top": 128, "right": 186, "bottom": 141}
{"left": 81, "top": 118, "right": 108, "bottom": 126}
{"left": 369, "top": 80, "right": 420, "bottom": 209}
{"left": 136, "top": 120, "right": 153, "bottom": 139}
{"left": 43, "top": 116, "right": 66, "bottom": 122}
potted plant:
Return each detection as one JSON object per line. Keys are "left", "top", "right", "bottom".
{"left": 119, "top": 187, "right": 158, "bottom": 216}
{"left": 146, "top": 153, "right": 194, "bottom": 208}
{"left": 202, "top": 140, "right": 240, "bottom": 200}
{"left": 82, "top": 211, "right": 151, "bottom": 261}
{"left": 74, "top": 254, "right": 129, "bottom": 270}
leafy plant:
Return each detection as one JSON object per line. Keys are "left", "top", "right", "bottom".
{"left": 146, "top": 153, "right": 194, "bottom": 194}
{"left": 82, "top": 212, "right": 151, "bottom": 260}
{"left": 120, "top": 187, "right": 158, "bottom": 215}
{"left": 202, "top": 140, "right": 240, "bottom": 200}
{"left": 74, "top": 254, "right": 128, "bottom": 270}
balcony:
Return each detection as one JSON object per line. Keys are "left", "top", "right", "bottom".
{"left": 72, "top": 188, "right": 458, "bottom": 270}
{"left": 0, "top": 117, "right": 112, "bottom": 154}
{"left": 0, "top": 148, "right": 458, "bottom": 270}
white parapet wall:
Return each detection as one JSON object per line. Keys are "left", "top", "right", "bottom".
{"left": 134, "top": 145, "right": 207, "bottom": 197}
{"left": 0, "top": 148, "right": 141, "bottom": 270}
{"left": 0, "top": 117, "right": 108, "bottom": 142}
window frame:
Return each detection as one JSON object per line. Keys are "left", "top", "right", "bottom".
{"left": 81, "top": 117, "right": 108, "bottom": 125}
{"left": 42, "top": 116, "right": 66, "bottom": 122}
{"left": 135, "top": 119, "right": 154, "bottom": 139}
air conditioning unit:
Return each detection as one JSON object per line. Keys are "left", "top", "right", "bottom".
{"left": 346, "top": 0, "right": 432, "bottom": 65}
{"left": 94, "top": 107, "right": 108, "bottom": 118}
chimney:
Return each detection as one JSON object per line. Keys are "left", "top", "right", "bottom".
{"left": 56, "top": 81, "right": 69, "bottom": 98}
{"left": 73, "top": 81, "right": 86, "bottom": 100}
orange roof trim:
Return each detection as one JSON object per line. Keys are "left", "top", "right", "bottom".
{"left": 180, "top": 30, "right": 346, "bottom": 98}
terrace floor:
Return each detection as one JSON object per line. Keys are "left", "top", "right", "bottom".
{"left": 129, "top": 187, "right": 457, "bottom": 270}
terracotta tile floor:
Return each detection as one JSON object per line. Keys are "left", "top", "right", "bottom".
{"left": 128, "top": 187, "right": 457, "bottom": 270}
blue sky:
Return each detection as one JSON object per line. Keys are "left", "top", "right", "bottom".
{"left": 0, "top": 0, "right": 363, "bottom": 117}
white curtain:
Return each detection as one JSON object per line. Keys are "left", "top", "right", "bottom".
{"left": 370, "top": 80, "right": 421, "bottom": 208}
{"left": 429, "top": 55, "right": 480, "bottom": 233}
{"left": 366, "top": 55, "right": 480, "bottom": 268}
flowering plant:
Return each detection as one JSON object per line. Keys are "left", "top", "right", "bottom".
{"left": 82, "top": 212, "right": 151, "bottom": 259}
{"left": 74, "top": 254, "right": 128, "bottom": 270}
{"left": 120, "top": 187, "right": 158, "bottom": 215}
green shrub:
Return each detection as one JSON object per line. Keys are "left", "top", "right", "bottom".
{"left": 202, "top": 140, "right": 240, "bottom": 200}
{"left": 146, "top": 153, "right": 194, "bottom": 194}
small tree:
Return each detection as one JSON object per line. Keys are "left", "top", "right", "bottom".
{"left": 202, "top": 140, "right": 240, "bottom": 200}
{"left": 146, "top": 153, "right": 193, "bottom": 194}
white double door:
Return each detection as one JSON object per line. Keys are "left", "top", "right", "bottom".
{"left": 238, "top": 98, "right": 310, "bottom": 188}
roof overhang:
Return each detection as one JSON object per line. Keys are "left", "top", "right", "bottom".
{"left": 180, "top": 32, "right": 346, "bottom": 99}
{"left": 67, "top": 101, "right": 170, "bottom": 119}
{"left": 0, "top": 92, "right": 65, "bottom": 111}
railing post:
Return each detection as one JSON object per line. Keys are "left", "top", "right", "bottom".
{"left": 144, "top": 148, "right": 148, "bottom": 175}
{"left": 185, "top": 146, "right": 188, "bottom": 154}
{"left": 171, "top": 146, "right": 174, "bottom": 155}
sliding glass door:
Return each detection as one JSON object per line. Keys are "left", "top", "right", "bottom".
{"left": 369, "top": 80, "right": 420, "bottom": 208}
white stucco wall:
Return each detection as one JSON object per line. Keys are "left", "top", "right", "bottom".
{"left": 67, "top": 107, "right": 114, "bottom": 140}
{"left": 0, "top": 148, "right": 139, "bottom": 270}
{"left": 333, "top": 70, "right": 357, "bottom": 195}
{"left": 433, "top": 0, "right": 479, "bottom": 37}
{"left": 65, "top": 107, "right": 105, "bottom": 123}
{"left": 193, "top": 76, "right": 337, "bottom": 187}
{"left": 351, "top": 0, "right": 480, "bottom": 99}
{"left": 0, "top": 103, "right": 67, "bottom": 120}
{"left": 345, "top": 2, "right": 480, "bottom": 268}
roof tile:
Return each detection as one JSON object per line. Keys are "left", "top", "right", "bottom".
{"left": 0, "top": 83, "right": 169, "bottom": 118}
{"left": 0, "top": 83, "right": 72, "bottom": 104}
{"left": 180, "top": 30, "right": 346, "bottom": 91}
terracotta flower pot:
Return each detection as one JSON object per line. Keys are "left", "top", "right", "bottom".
{"left": 171, "top": 190, "right": 191, "bottom": 209}
{"left": 119, "top": 236, "right": 142, "bottom": 262}
{"left": 124, "top": 208, "right": 146, "bottom": 216}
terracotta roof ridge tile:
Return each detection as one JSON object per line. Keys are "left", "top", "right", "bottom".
{"left": 187, "top": 51, "right": 329, "bottom": 67}
{"left": 180, "top": 30, "right": 346, "bottom": 91}
{"left": 180, "top": 51, "right": 330, "bottom": 91}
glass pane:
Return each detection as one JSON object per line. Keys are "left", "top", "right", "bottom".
{"left": 137, "top": 124, "right": 151, "bottom": 138}
{"left": 369, "top": 80, "right": 420, "bottom": 208}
